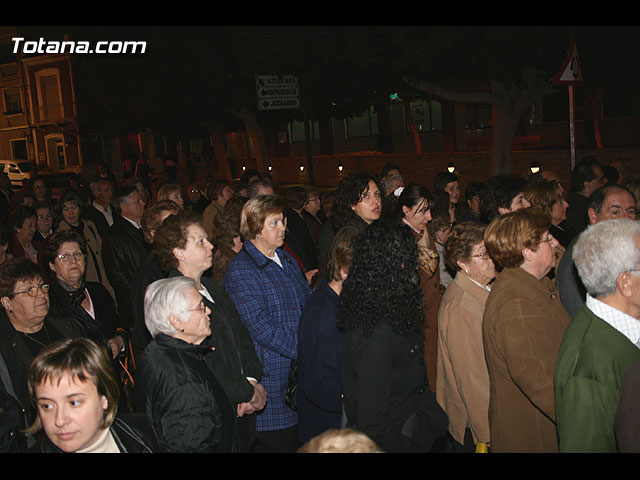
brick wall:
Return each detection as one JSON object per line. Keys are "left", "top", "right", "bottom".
{"left": 269, "top": 148, "right": 640, "bottom": 191}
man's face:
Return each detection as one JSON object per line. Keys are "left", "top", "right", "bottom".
{"left": 584, "top": 165, "right": 606, "bottom": 197}
{"left": 589, "top": 189, "right": 637, "bottom": 224}
{"left": 93, "top": 181, "right": 113, "bottom": 204}
{"left": 121, "top": 190, "right": 146, "bottom": 222}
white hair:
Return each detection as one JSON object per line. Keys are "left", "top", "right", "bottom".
{"left": 573, "top": 218, "right": 640, "bottom": 298}
{"left": 144, "top": 277, "right": 197, "bottom": 338}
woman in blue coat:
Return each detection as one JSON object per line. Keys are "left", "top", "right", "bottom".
{"left": 297, "top": 227, "right": 357, "bottom": 443}
{"left": 223, "top": 195, "right": 311, "bottom": 453}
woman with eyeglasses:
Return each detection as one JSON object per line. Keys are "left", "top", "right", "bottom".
{"left": 481, "top": 208, "right": 571, "bottom": 452}
{"left": 436, "top": 222, "right": 495, "bottom": 452}
{"left": 55, "top": 190, "right": 115, "bottom": 301}
{"left": 152, "top": 210, "right": 265, "bottom": 453}
{"left": 0, "top": 257, "right": 74, "bottom": 452}
{"left": 43, "top": 230, "right": 127, "bottom": 365}
{"left": 135, "top": 277, "right": 237, "bottom": 452}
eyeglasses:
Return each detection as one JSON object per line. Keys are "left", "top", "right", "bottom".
{"left": 185, "top": 303, "right": 207, "bottom": 314}
{"left": 470, "top": 253, "right": 491, "bottom": 260}
{"left": 57, "top": 252, "right": 86, "bottom": 263}
{"left": 12, "top": 284, "right": 50, "bottom": 297}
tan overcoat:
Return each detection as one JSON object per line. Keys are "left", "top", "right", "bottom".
{"left": 436, "top": 271, "right": 491, "bottom": 445}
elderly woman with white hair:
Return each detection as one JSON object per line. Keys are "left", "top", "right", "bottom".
{"left": 134, "top": 277, "right": 237, "bottom": 453}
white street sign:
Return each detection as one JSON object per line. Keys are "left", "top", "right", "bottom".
{"left": 256, "top": 75, "right": 300, "bottom": 110}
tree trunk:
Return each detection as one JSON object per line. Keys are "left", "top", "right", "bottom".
{"left": 202, "top": 121, "right": 233, "bottom": 182}
{"left": 228, "top": 107, "right": 269, "bottom": 173}
{"left": 406, "top": 67, "right": 556, "bottom": 175}
{"left": 490, "top": 103, "right": 520, "bottom": 176}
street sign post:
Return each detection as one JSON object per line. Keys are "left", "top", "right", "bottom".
{"left": 256, "top": 75, "right": 301, "bottom": 110}
{"left": 553, "top": 36, "right": 583, "bottom": 170}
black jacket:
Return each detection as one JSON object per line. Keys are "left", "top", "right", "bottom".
{"left": 101, "top": 214, "right": 148, "bottom": 327}
{"left": 341, "top": 321, "right": 449, "bottom": 453}
{"left": 47, "top": 280, "right": 123, "bottom": 351}
{"left": 30, "top": 413, "right": 159, "bottom": 453}
{"left": 131, "top": 252, "right": 167, "bottom": 361}
{"left": 135, "top": 333, "right": 237, "bottom": 453}
{"left": 169, "top": 271, "right": 263, "bottom": 406}
{"left": 0, "top": 311, "right": 75, "bottom": 434}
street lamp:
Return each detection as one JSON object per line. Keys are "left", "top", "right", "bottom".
{"left": 447, "top": 162, "right": 455, "bottom": 173}
{"left": 530, "top": 161, "right": 541, "bottom": 174}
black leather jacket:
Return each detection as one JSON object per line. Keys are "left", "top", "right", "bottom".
{"left": 30, "top": 413, "right": 159, "bottom": 453}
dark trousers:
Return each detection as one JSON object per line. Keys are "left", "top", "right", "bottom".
{"left": 252, "top": 425, "right": 299, "bottom": 453}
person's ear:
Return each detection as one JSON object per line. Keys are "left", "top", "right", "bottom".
{"left": 587, "top": 208, "right": 598, "bottom": 225}
{"left": 173, "top": 247, "right": 185, "bottom": 262}
{"left": 169, "top": 314, "right": 185, "bottom": 332}
{"left": 617, "top": 272, "right": 635, "bottom": 298}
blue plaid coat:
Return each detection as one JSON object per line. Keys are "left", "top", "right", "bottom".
{"left": 223, "top": 240, "right": 311, "bottom": 432}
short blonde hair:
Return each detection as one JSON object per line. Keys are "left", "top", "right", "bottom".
{"left": 297, "top": 429, "right": 383, "bottom": 453}
{"left": 240, "top": 195, "right": 285, "bottom": 240}
{"left": 484, "top": 207, "right": 550, "bottom": 268}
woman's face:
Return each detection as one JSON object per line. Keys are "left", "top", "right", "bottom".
{"left": 33, "top": 180, "right": 47, "bottom": 200}
{"left": 231, "top": 236, "right": 243, "bottom": 253}
{"left": 16, "top": 215, "right": 36, "bottom": 244}
{"left": 61, "top": 202, "right": 80, "bottom": 226}
{"left": 525, "top": 230, "right": 559, "bottom": 280}
{"left": 468, "top": 195, "right": 481, "bottom": 215}
{"left": 551, "top": 197, "right": 569, "bottom": 226}
{"left": 305, "top": 195, "right": 321, "bottom": 216}
{"left": 351, "top": 180, "right": 382, "bottom": 224}
{"left": 257, "top": 212, "right": 287, "bottom": 253}
{"left": 2, "top": 276, "right": 50, "bottom": 328}
{"left": 50, "top": 241, "right": 86, "bottom": 287}
{"left": 168, "top": 190, "right": 184, "bottom": 209}
{"left": 402, "top": 197, "right": 432, "bottom": 233}
{"left": 36, "top": 208, "right": 54, "bottom": 234}
{"left": 508, "top": 192, "right": 531, "bottom": 213}
{"left": 35, "top": 372, "right": 108, "bottom": 453}
{"left": 460, "top": 241, "right": 496, "bottom": 287}
{"left": 444, "top": 181, "right": 461, "bottom": 204}
{"left": 176, "top": 224, "right": 214, "bottom": 273}
{"left": 178, "top": 287, "right": 212, "bottom": 345}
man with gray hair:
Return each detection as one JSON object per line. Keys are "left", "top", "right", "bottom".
{"left": 557, "top": 184, "right": 637, "bottom": 318}
{"left": 101, "top": 185, "right": 148, "bottom": 328}
{"left": 555, "top": 218, "right": 640, "bottom": 452}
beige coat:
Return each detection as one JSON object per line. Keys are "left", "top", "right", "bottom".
{"left": 436, "top": 271, "right": 491, "bottom": 445}
{"left": 482, "top": 267, "right": 570, "bottom": 453}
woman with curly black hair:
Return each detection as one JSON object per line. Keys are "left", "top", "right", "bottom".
{"left": 338, "top": 221, "right": 448, "bottom": 453}
{"left": 317, "top": 172, "right": 383, "bottom": 278}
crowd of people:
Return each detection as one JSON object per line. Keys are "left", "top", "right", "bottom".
{"left": 0, "top": 154, "right": 639, "bottom": 454}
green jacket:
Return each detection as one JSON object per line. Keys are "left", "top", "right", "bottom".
{"left": 555, "top": 305, "right": 640, "bottom": 452}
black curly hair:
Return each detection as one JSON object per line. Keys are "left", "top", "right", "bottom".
{"left": 337, "top": 220, "right": 424, "bottom": 337}
{"left": 330, "top": 172, "right": 383, "bottom": 230}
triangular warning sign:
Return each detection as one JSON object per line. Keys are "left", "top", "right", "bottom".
{"left": 553, "top": 36, "right": 582, "bottom": 85}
